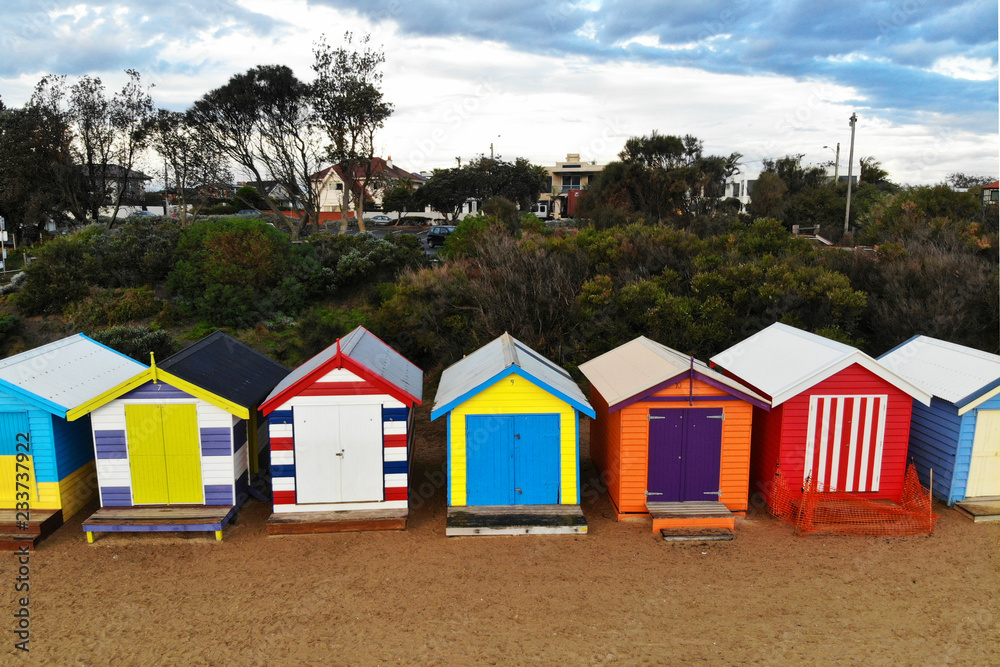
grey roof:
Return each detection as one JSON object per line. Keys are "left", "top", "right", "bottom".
{"left": 579, "top": 336, "right": 767, "bottom": 407}
{"left": 159, "top": 331, "right": 290, "bottom": 409}
{"left": 0, "top": 334, "right": 147, "bottom": 416}
{"left": 432, "top": 333, "right": 592, "bottom": 418}
{"left": 263, "top": 326, "right": 423, "bottom": 406}
{"left": 879, "top": 335, "right": 1000, "bottom": 406}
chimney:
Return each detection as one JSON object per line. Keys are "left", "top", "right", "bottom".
{"left": 386, "top": 155, "right": 393, "bottom": 169}
{"left": 567, "top": 153, "right": 580, "bottom": 163}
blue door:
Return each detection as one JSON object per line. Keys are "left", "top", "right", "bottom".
{"left": 466, "top": 414, "right": 560, "bottom": 505}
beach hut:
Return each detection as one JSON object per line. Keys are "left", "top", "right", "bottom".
{"left": 579, "top": 337, "right": 769, "bottom": 534}
{"left": 879, "top": 336, "right": 1000, "bottom": 517}
{"left": 431, "top": 333, "right": 595, "bottom": 535}
{"left": 258, "top": 326, "right": 423, "bottom": 533}
{"left": 68, "top": 332, "right": 289, "bottom": 541}
{"left": 0, "top": 334, "right": 147, "bottom": 548}
{"left": 709, "top": 323, "right": 931, "bottom": 507}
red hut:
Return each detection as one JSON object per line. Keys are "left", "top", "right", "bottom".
{"left": 710, "top": 323, "right": 931, "bottom": 507}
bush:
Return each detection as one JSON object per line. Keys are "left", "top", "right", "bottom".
{"left": 89, "top": 325, "right": 180, "bottom": 363}
{"left": 64, "top": 286, "right": 161, "bottom": 328}
{"left": 11, "top": 235, "right": 91, "bottom": 315}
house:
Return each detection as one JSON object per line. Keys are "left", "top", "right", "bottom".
{"left": 431, "top": 333, "right": 595, "bottom": 535}
{"left": 259, "top": 326, "right": 423, "bottom": 534}
{"left": 83, "top": 164, "right": 153, "bottom": 204}
{"left": 879, "top": 336, "right": 1000, "bottom": 512}
{"left": 579, "top": 337, "right": 769, "bottom": 534}
{"left": 312, "top": 157, "right": 424, "bottom": 213}
{"left": 983, "top": 180, "right": 999, "bottom": 206}
{"left": 0, "top": 335, "right": 147, "bottom": 548}
{"left": 68, "top": 332, "right": 290, "bottom": 542}
{"left": 709, "top": 323, "right": 931, "bottom": 508}
{"left": 236, "top": 180, "right": 295, "bottom": 209}
{"left": 537, "top": 153, "right": 606, "bottom": 218}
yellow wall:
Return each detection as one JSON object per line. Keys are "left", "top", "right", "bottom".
{"left": 449, "top": 373, "right": 579, "bottom": 506}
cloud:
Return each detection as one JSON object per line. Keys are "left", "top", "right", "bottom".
{"left": 0, "top": 0, "right": 289, "bottom": 78}
{"left": 313, "top": 0, "right": 998, "bottom": 130}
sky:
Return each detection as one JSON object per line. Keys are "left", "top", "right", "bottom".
{"left": 0, "top": 0, "right": 997, "bottom": 185}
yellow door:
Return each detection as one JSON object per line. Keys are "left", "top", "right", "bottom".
{"left": 0, "top": 412, "right": 36, "bottom": 506}
{"left": 966, "top": 410, "right": 1000, "bottom": 498}
{"left": 127, "top": 404, "right": 203, "bottom": 505}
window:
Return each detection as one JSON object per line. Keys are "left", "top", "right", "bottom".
{"left": 564, "top": 175, "right": 581, "bottom": 191}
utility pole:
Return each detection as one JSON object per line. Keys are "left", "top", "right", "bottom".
{"left": 844, "top": 113, "right": 857, "bottom": 237}
{"left": 824, "top": 143, "right": 840, "bottom": 182}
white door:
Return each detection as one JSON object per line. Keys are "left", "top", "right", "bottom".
{"left": 966, "top": 411, "right": 1000, "bottom": 498}
{"left": 293, "top": 404, "right": 384, "bottom": 504}
{"left": 804, "top": 395, "right": 888, "bottom": 492}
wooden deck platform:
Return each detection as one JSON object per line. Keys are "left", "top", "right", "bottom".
{"left": 647, "top": 501, "right": 736, "bottom": 533}
{"left": 82, "top": 505, "right": 239, "bottom": 543}
{"left": 267, "top": 508, "right": 408, "bottom": 535}
{"left": 0, "top": 509, "right": 63, "bottom": 551}
{"left": 446, "top": 504, "right": 588, "bottom": 536}
{"left": 954, "top": 499, "right": 1000, "bottom": 523}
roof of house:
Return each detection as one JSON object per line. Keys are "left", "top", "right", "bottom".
{"left": 709, "top": 323, "right": 932, "bottom": 407}
{"left": 311, "top": 158, "right": 425, "bottom": 185}
{"left": 0, "top": 334, "right": 147, "bottom": 417}
{"left": 579, "top": 337, "right": 769, "bottom": 412}
{"left": 431, "top": 333, "right": 594, "bottom": 420}
{"left": 879, "top": 335, "right": 1000, "bottom": 413}
{"left": 262, "top": 326, "right": 423, "bottom": 412}
{"left": 158, "top": 331, "right": 290, "bottom": 410}
{"left": 984, "top": 180, "right": 999, "bottom": 190}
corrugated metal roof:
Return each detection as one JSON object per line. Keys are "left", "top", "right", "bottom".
{"left": 432, "top": 333, "right": 592, "bottom": 418}
{"left": 0, "top": 334, "right": 147, "bottom": 416}
{"left": 263, "top": 326, "right": 423, "bottom": 407}
{"left": 579, "top": 336, "right": 767, "bottom": 407}
{"left": 879, "top": 335, "right": 1000, "bottom": 405}
{"left": 159, "top": 331, "right": 290, "bottom": 409}
{"left": 709, "top": 323, "right": 931, "bottom": 407}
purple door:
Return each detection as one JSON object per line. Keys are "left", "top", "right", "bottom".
{"left": 647, "top": 408, "right": 724, "bottom": 502}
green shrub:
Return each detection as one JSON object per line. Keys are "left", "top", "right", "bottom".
{"left": 64, "top": 286, "right": 161, "bottom": 328}
{"left": 11, "top": 235, "right": 91, "bottom": 315}
{"left": 89, "top": 325, "right": 180, "bottom": 364}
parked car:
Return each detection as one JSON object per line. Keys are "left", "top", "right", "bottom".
{"left": 236, "top": 209, "right": 262, "bottom": 217}
{"left": 367, "top": 215, "right": 393, "bottom": 225}
{"left": 426, "top": 225, "right": 456, "bottom": 248}
{"left": 128, "top": 210, "right": 156, "bottom": 218}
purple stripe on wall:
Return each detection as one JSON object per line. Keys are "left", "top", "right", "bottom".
{"left": 200, "top": 427, "right": 231, "bottom": 456}
{"left": 233, "top": 420, "right": 248, "bottom": 447}
{"left": 95, "top": 429, "right": 128, "bottom": 459}
{"left": 101, "top": 486, "right": 132, "bottom": 507}
{"left": 234, "top": 470, "right": 249, "bottom": 503}
{"left": 122, "top": 381, "right": 194, "bottom": 401}
{"left": 204, "top": 484, "right": 234, "bottom": 505}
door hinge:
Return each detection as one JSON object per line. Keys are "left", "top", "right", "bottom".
{"left": 706, "top": 414, "right": 725, "bottom": 420}
{"left": 648, "top": 415, "right": 666, "bottom": 421}
{"left": 703, "top": 490, "right": 722, "bottom": 495}
{"left": 645, "top": 491, "right": 662, "bottom": 496}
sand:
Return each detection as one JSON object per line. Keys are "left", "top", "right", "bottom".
{"left": 2, "top": 409, "right": 997, "bottom": 665}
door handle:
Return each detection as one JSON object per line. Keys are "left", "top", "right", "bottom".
{"left": 335, "top": 450, "right": 344, "bottom": 457}
{"left": 515, "top": 433, "right": 520, "bottom": 439}
{"left": 516, "top": 488, "right": 522, "bottom": 494}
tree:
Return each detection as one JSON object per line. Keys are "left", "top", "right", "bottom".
{"left": 189, "top": 65, "right": 325, "bottom": 240}
{"left": 747, "top": 172, "right": 788, "bottom": 219}
{"left": 312, "top": 32, "right": 393, "bottom": 234}
{"left": 382, "top": 178, "right": 417, "bottom": 223}
{"left": 946, "top": 173, "right": 996, "bottom": 189}
{"left": 859, "top": 156, "right": 890, "bottom": 186}
{"left": 415, "top": 168, "right": 476, "bottom": 222}
{"left": 150, "top": 109, "right": 232, "bottom": 225}
{"left": 466, "top": 156, "right": 547, "bottom": 211}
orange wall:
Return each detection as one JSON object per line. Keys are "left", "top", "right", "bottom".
{"left": 592, "top": 376, "right": 754, "bottom": 516}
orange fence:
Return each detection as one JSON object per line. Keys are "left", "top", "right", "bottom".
{"left": 768, "top": 463, "right": 938, "bottom": 536}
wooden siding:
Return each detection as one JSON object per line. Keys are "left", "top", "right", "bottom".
{"left": 597, "top": 377, "right": 753, "bottom": 516}
{"left": 89, "top": 381, "right": 238, "bottom": 508}
{"left": 448, "top": 373, "right": 578, "bottom": 507}
{"left": 55, "top": 460, "right": 97, "bottom": 519}
{"left": 907, "top": 397, "right": 963, "bottom": 504}
{"left": 749, "top": 404, "right": 784, "bottom": 503}
{"left": 267, "top": 367, "right": 411, "bottom": 514}
{"left": 775, "top": 363, "right": 914, "bottom": 502}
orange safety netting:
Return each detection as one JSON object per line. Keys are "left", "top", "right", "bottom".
{"left": 767, "top": 463, "right": 938, "bottom": 536}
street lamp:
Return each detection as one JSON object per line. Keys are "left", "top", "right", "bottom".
{"left": 823, "top": 143, "right": 840, "bottom": 182}
{"left": 844, "top": 113, "right": 858, "bottom": 237}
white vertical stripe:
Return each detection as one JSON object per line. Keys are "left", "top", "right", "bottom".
{"left": 804, "top": 395, "right": 819, "bottom": 483}
{"left": 817, "top": 398, "right": 832, "bottom": 490}
{"left": 828, "top": 398, "right": 845, "bottom": 491}
{"left": 845, "top": 398, "right": 861, "bottom": 492}
{"left": 871, "top": 396, "right": 888, "bottom": 492}
{"left": 858, "top": 397, "right": 874, "bottom": 492}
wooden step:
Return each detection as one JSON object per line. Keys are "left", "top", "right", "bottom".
{"left": 446, "top": 504, "right": 588, "bottom": 536}
{"left": 0, "top": 533, "right": 44, "bottom": 551}
{"left": 954, "top": 499, "right": 1000, "bottom": 523}
{"left": 646, "top": 501, "right": 734, "bottom": 519}
{"left": 267, "top": 508, "right": 407, "bottom": 535}
{"left": 661, "top": 527, "right": 734, "bottom": 542}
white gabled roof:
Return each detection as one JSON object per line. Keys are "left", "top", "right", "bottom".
{"left": 431, "top": 333, "right": 593, "bottom": 419}
{"left": 579, "top": 337, "right": 768, "bottom": 409}
{"left": 0, "top": 334, "right": 147, "bottom": 417}
{"left": 709, "top": 323, "right": 931, "bottom": 407}
{"left": 879, "top": 335, "right": 1000, "bottom": 413}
